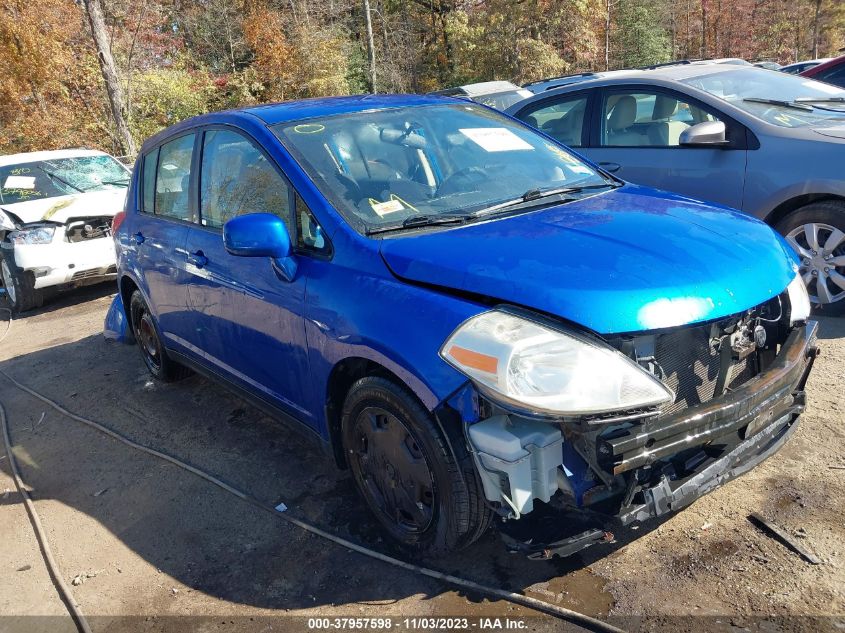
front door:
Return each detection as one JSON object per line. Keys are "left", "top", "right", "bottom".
{"left": 183, "top": 127, "right": 314, "bottom": 425}
{"left": 582, "top": 88, "right": 747, "bottom": 210}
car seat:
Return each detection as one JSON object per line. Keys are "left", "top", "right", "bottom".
{"left": 648, "top": 95, "right": 691, "bottom": 146}
{"left": 606, "top": 96, "right": 643, "bottom": 146}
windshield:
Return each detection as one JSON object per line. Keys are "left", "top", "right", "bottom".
{"left": 273, "top": 103, "right": 611, "bottom": 232}
{"left": 681, "top": 68, "right": 845, "bottom": 127}
{"left": 0, "top": 155, "right": 129, "bottom": 205}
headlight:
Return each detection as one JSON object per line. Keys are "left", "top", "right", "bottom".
{"left": 440, "top": 310, "right": 674, "bottom": 416}
{"left": 787, "top": 273, "right": 811, "bottom": 325}
{"left": 8, "top": 226, "right": 55, "bottom": 245}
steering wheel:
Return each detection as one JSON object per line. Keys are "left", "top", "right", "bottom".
{"left": 436, "top": 166, "right": 488, "bottom": 196}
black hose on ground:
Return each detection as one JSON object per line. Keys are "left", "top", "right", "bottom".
{"left": 0, "top": 317, "right": 625, "bottom": 633}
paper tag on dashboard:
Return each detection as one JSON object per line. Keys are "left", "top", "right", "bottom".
{"left": 4, "top": 175, "right": 35, "bottom": 189}
{"left": 459, "top": 128, "right": 534, "bottom": 152}
{"left": 371, "top": 199, "right": 405, "bottom": 216}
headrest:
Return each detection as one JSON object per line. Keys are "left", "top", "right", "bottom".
{"left": 608, "top": 95, "right": 636, "bottom": 131}
{"left": 653, "top": 95, "right": 679, "bottom": 119}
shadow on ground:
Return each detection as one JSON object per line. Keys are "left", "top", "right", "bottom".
{"left": 0, "top": 314, "right": 840, "bottom": 617}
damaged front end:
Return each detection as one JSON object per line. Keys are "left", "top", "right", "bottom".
{"left": 438, "top": 290, "right": 819, "bottom": 560}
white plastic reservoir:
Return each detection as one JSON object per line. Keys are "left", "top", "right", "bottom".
{"left": 467, "top": 415, "right": 565, "bottom": 515}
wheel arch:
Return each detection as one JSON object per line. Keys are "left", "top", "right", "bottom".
{"left": 765, "top": 193, "right": 845, "bottom": 227}
{"left": 118, "top": 274, "right": 141, "bottom": 330}
{"left": 325, "top": 356, "right": 437, "bottom": 469}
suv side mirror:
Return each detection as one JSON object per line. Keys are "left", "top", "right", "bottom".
{"left": 223, "top": 213, "right": 292, "bottom": 259}
{"left": 679, "top": 120, "right": 728, "bottom": 146}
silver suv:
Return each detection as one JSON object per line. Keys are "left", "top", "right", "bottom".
{"left": 507, "top": 64, "right": 845, "bottom": 312}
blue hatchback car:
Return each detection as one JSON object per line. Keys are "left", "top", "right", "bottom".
{"left": 106, "top": 95, "right": 818, "bottom": 557}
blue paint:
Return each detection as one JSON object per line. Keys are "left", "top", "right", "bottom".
{"left": 103, "top": 292, "right": 134, "bottom": 344}
{"left": 110, "top": 95, "right": 801, "bottom": 507}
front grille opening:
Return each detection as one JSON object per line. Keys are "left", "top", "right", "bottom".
{"left": 656, "top": 325, "right": 759, "bottom": 416}
{"left": 66, "top": 217, "right": 112, "bottom": 242}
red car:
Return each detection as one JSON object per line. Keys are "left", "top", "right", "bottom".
{"left": 800, "top": 53, "right": 845, "bottom": 89}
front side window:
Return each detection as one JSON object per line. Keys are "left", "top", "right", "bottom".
{"left": 200, "top": 129, "right": 291, "bottom": 230}
{"left": 273, "top": 103, "right": 612, "bottom": 233}
{"left": 600, "top": 91, "right": 718, "bottom": 147}
{"left": 155, "top": 134, "right": 195, "bottom": 221}
{"left": 681, "top": 68, "right": 845, "bottom": 127}
{"left": 0, "top": 155, "right": 129, "bottom": 205}
{"left": 517, "top": 94, "right": 589, "bottom": 147}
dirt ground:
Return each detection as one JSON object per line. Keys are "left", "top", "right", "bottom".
{"left": 0, "top": 285, "right": 842, "bottom": 633}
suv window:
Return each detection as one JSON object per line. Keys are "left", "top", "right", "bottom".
{"left": 155, "top": 134, "right": 195, "bottom": 221}
{"left": 600, "top": 91, "right": 717, "bottom": 147}
{"left": 817, "top": 65, "right": 845, "bottom": 89}
{"left": 200, "top": 129, "right": 291, "bottom": 230}
{"left": 518, "top": 94, "right": 588, "bottom": 147}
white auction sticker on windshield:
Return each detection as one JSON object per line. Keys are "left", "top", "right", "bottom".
{"left": 459, "top": 128, "right": 534, "bottom": 152}
{"left": 371, "top": 199, "right": 405, "bottom": 216}
{"left": 3, "top": 175, "right": 35, "bottom": 189}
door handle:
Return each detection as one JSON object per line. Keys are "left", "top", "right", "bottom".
{"left": 188, "top": 250, "right": 208, "bottom": 268}
{"left": 598, "top": 162, "right": 621, "bottom": 173}
{"left": 133, "top": 232, "right": 145, "bottom": 244}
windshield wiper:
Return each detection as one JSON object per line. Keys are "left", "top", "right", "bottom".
{"left": 98, "top": 178, "right": 131, "bottom": 187}
{"left": 472, "top": 182, "right": 616, "bottom": 218}
{"left": 36, "top": 166, "right": 85, "bottom": 193}
{"left": 366, "top": 213, "right": 471, "bottom": 235}
{"left": 795, "top": 97, "right": 845, "bottom": 103}
{"left": 742, "top": 98, "right": 813, "bottom": 111}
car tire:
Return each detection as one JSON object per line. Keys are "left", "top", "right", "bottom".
{"left": 341, "top": 376, "right": 493, "bottom": 555}
{"left": 0, "top": 252, "right": 44, "bottom": 314}
{"left": 128, "top": 290, "right": 191, "bottom": 382}
{"left": 776, "top": 201, "right": 845, "bottom": 315}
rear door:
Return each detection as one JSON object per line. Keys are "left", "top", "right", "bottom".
{"left": 132, "top": 133, "right": 196, "bottom": 346}
{"left": 583, "top": 87, "right": 747, "bottom": 208}
{"left": 183, "top": 127, "right": 315, "bottom": 425}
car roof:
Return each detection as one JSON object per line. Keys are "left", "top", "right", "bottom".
{"left": 430, "top": 81, "right": 523, "bottom": 97}
{"left": 803, "top": 53, "right": 845, "bottom": 74}
{"left": 140, "top": 94, "right": 466, "bottom": 152}
{"left": 0, "top": 148, "right": 109, "bottom": 168}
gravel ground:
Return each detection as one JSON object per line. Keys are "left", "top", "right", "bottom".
{"left": 0, "top": 285, "right": 842, "bottom": 633}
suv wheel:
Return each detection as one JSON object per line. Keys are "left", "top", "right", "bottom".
{"left": 1, "top": 253, "right": 44, "bottom": 314}
{"left": 341, "top": 376, "right": 493, "bottom": 554}
{"left": 777, "top": 201, "right": 845, "bottom": 315}
{"left": 129, "top": 290, "right": 191, "bottom": 382}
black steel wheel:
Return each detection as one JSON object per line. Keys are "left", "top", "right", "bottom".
{"left": 341, "top": 377, "right": 493, "bottom": 554}
{"left": 129, "top": 290, "right": 191, "bottom": 382}
{"left": 348, "top": 405, "right": 436, "bottom": 535}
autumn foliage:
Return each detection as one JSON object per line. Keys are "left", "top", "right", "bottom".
{"left": 1, "top": 0, "right": 843, "bottom": 156}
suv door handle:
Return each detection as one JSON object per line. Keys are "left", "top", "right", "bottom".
{"left": 133, "top": 232, "right": 145, "bottom": 244}
{"left": 188, "top": 251, "right": 208, "bottom": 268}
{"left": 598, "top": 162, "right": 621, "bottom": 173}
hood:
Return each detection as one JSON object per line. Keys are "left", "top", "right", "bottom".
{"left": 813, "top": 125, "right": 845, "bottom": 140}
{"left": 0, "top": 189, "right": 125, "bottom": 227}
{"left": 379, "top": 186, "right": 798, "bottom": 334}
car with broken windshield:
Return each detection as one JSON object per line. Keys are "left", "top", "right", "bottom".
{"left": 107, "top": 95, "right": 817, "bottom": 558}
{"left": 507, "top": 64, "right": 845, "bottom": 313}
{"left": 1, "top": 149, "right": 129, "bottom": 312}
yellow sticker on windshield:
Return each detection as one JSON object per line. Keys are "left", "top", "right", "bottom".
{"left": 293, "top": 123, "right": 326, "bottom": 134}
{"left": 370, "top": 198, "right": 404, "bottom": 216}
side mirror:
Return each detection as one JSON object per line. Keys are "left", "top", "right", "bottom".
{"left": 223, "top": 213, "right": 292, "bottom": 259}
{"left": 679, "top": 120, "right": 728, "bottom": 147}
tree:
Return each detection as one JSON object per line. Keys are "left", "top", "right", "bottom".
{"left": 82, "top": 0, "right": 136, "bottom": 156}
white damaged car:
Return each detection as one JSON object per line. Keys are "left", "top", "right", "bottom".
{"left": 0, "top": 149, "right": 129, "bottom": 312}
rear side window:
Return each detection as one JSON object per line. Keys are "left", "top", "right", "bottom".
{"left": 517, "top": 94, "right": 589, "bottom": 147}
{"left": 200, "top": 129, "right": 291, "bottom": 230}
{"left": 142, "top": 149, "right": 158, "bottom": 214}
{"left": 155, "top": 134, "right": 195, "bottom": 221}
